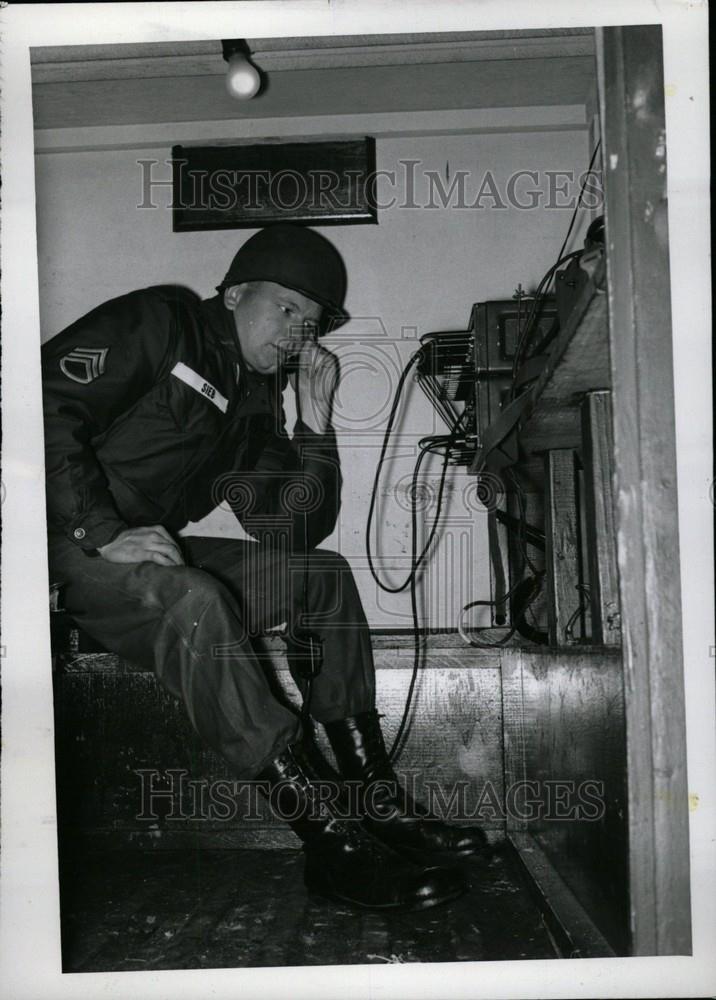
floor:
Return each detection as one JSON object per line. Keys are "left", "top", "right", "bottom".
{"left": 58, "top": 843, "right": 559, "bottom": 971}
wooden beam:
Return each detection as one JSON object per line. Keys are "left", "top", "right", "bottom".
{"left": 501, "top": 646, "right": 628, "bottom": 951}
{"left": 517, "top": 257, "right": 610, "bottom": 456}
{"left": 510, "top": 832, "right": 617, "bottom": 958}
{"left": 500, "top": 650, "right": 528, "bottom": 836}
{"left": 581, "top": 391, "right": 621, "bottom": 645}
{"left": 34, "top": 106, "right": 589, "bottom": 155}
{"left": 30, "top": 34, "right": 597, "bottom": 84}
{"left": 597, "top": 24, "right": 691, "bottom": 955}
{"left": 544, "top": 449, "right": 581, "bottom": 645}
{"left": 31, "top": 58, "right": 595, "bottom": 132}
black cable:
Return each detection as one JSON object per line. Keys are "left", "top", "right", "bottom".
{"left": 506, "top": 468, "right": 540, "bottom": 576}
{"left": 554, "top": 140, "right": 602, "bottom": 267}
{"left": 510, "top": 573, "right": 547, "bottom": 646}
{"left": 398, "top": 413, "right": 468, "bottom": 590}
{"left": 461, "top": 568, "right": 532, "bottom": 612}
{"left": 387, "top": 419, "right": 466, "bottom": 761}
{"left": 510, "top": 250, "right": 582, "bottom": 390}
{"left": 366, "top": 353, "right": 466, "bottom": 594}
{"left": 374, "top": 439, "right": 448, "bottom": 594}
{"left": 353, "top": 342, "right": 465, "bottom": 761}
{"left": 292, "top": 371, "right": 314, "bottom": 726}
{"left": 458, "top": 572, "right": 526, "bottom": 648}
{"left": 365, "top": 350, "right": 423, "bottom": 591}
{"left": 502, "top": 468, "right": 549, "bottom": 644}
{"left": 510, "top": 140, "right": 602, "bottom": 389}
{"left": 458, "top": 569, "right": 546, "bottom": 649}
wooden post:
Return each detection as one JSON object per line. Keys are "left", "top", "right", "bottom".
{"left": 581, "top": 391, "right": 621, "bottom": 644}
{"left": 597, "top": 24, "right": 691, "bottom": 955}
{"left": 544, "top": 449, "right": 580, "bottom": 646}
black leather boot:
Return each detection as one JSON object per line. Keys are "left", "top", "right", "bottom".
{"left": 323, "top": 710, "right": 488, "bottom": 864}
{"left": 256, "top": 742, "right": 466, "bottom": 911}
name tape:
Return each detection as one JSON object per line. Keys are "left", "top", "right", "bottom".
{"left": 171, "top": 362, "right": 228, "bottom": 414}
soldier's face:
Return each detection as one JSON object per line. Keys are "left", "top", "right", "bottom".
{"left": 223, "top": 281, "right": 323, "bottom": 374}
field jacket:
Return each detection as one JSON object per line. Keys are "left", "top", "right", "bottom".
{"left": 42, "top": 285, "right": 342, "bottom": 553}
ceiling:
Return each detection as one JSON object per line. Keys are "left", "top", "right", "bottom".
{"left": 31, "top": 29, "right": 596, "bottom": 131}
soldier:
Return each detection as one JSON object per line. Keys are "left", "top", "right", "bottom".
{"left": 43, "top": 224, "right": 486, "bottom": 911}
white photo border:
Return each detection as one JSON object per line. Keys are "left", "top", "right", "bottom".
{"left": 1, "top": 2, "right": 713, "bottom": 998}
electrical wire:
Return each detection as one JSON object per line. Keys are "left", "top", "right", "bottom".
{"left": 457, "top": 572, "right": 544, "bottom": 648}
{"left": 480, "top": 144, "right": 604, "bottom": 648}
{"left": 291, "top": 369, "right": 315, "bottom": 727}
{"left": 387, "top": 147, "right": 607, "bottom": 748}
{"left": 457, "top": 571, "right": 525, "bottom": 647}
{"left": 386, "top": 415, "right": 467, "bottom": 761}
{"left": 416, "top": 372, "right": 459, "bottom": 430}
{"left": 360, "top": 344, "right": 468, "bottom": 760}
{"left": 506, "top": 468, "right": 541, "bottom": 576}
{"left": 509, "top": 250, "right": 582, "bottom": 392}
{"left": 366, "top": 352, "right": 466, "bottom": 594}
{"left": 564, "top": 583, "right": 591, "bottom": 643}
{"left": 455, "top": 466, "right": 548, "bottom": 649}
{"left": 554, "top": 140, "right": 602, "bottom": 268}
{"left": 365, "top": 351, "right": 422, "bottom": 592}
{"left": 403, "top": 416, "right": 468, "bottom": 584}
{"left": 510, "top": 140, "right": 603, "bottom": 391}
{"left": 389, "top": 146, "right": 604, "bottom": 694}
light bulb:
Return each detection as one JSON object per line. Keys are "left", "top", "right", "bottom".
{"left": 225, "top": 52, "right": 261, "bottom": 100}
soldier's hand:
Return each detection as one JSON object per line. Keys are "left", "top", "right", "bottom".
{"left": 288, "top": 339, "right": 339, "bottom": 435}
{"left": 97, "top": 525, "right": 185, "bottom": 566}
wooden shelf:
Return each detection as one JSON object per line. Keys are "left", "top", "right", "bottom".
{"left": 518, "top": 255, "right": 609, "bottom": 454}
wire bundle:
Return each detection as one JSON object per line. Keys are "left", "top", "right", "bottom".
{"left": 509, "top": 141, "right": 603, "bottom": 396}
{"left": 366, "top": 348, "right": 469, "bottom": 761}
{"left": 365, "top": 140, "right": 602, "bottom": 758}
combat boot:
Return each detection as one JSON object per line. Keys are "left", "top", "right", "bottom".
{"left": 257, "top": 741, "right": 466, "bottom": 910}
{"left": 324, "top": 710, "right": 489, "bottom": 865}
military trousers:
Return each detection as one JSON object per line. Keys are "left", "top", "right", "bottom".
{"left": 48, "top": 533, "right": 376, "bottom": 779}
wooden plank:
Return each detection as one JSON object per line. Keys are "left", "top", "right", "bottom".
{"left": 529, "top": 256, "right": 609, "bottom": 401}
{"left": 30, "top": 34, "right": 597, "bottom": 85}
{"left": 31, "top": 57, "right": 596, "bottom": 132}
{"left": 53, "top": 657, "right": 506, "bottom": 848}
{"left": 581, "top": 391, "right": 621, "bottom": 644}
{"left": 57, "top": 630, "right": 504, "bottom": 671}
{"left": 499, "top": 650, "right": 528, "bottom": 835}
{"left": 510, "top": 832, "right": 616, "bottom": 958}
{"left": 544, "top": 450, "right": 581, "bottom": 645}
{"left": 501, "top": 641, "right": 625, "bottom": 833}
{"left": 34, "top": 106, "right": 591, "bottom": 157}
{"left": 575, "top": 461, "right": 593, "bottom": 641}
{"left": 518, "top": 257, "right": 610, "bottom": 454}
{"left": 513, "top": 647, "right": 629, "bottom": 953}
{"left": 598, "top": 24, "right": 691, "bottom": 956}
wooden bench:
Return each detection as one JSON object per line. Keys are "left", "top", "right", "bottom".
{"left": 51, "top": 624, "right": 506, "bottom": 850}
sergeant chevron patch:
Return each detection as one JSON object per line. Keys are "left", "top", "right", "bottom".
{"left": 60, "top": 347, "right": 109, "bottom": 384}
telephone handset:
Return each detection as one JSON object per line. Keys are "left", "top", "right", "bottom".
{"left": 281, "top": 324, "right": 319, "bottom": 376}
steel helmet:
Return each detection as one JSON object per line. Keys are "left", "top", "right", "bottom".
{"left": 217, "top": 224, "right": 349, "bottom": 330}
